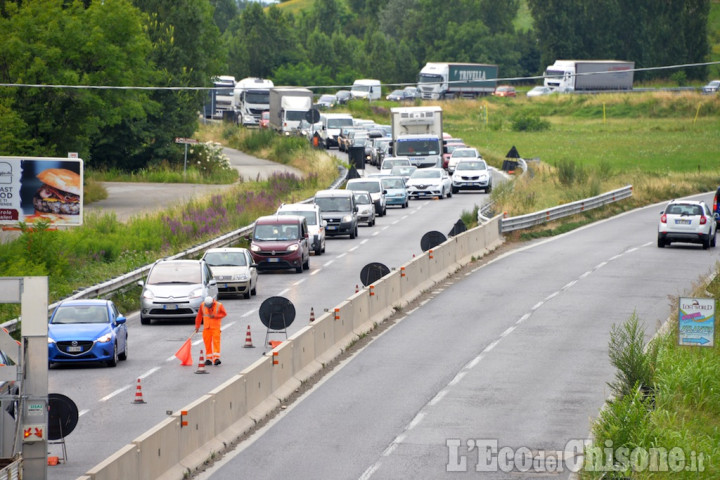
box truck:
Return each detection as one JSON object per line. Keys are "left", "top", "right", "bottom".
{"left": 234, "top": 77, "right": 274, "bottom": 126}
{"left": 269, "top": 88, "right": 314, "bottom": 134}
{"left": 417, "top": 63, "right": 498, "bottom": 100}
{"left": 390, "top": 106, "right": 444, "bottom": 168}
{"left": 543, "top": 60, "right": 635, "bottom": 92}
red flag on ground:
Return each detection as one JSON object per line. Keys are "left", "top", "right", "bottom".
{"left": 175, "top": 337, "right": 193, "bottom": 366}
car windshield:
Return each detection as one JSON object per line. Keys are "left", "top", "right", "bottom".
{"left": 328, "top": 118, "right": 354, "bottom": 128}
{"left": 347, "top": 181, "right": 381, "bottom": 193}
{"left": 354, "top": 193, "right": 371, "bottom": 204}
{"left": 411, "top": 170, "right": 441, "bottom": 179}
{"left": 455, "top": 161, "right": 487, "bottom": 171}
{"left": 203, "top": 252, "right": 247, "bottom": 267}
{"left": 395, "top": 139, "right": 440, "bottom": 156}
{"left": 316, "top": 197, "right": 352, "bottom": 212}
{"left": 52, "top": 305, "right": 108, "bottom": 324}
{"left": 254, "top": 224, "right": 299, "bottom": 241}
{"left": 453, "top": 149, "right": 477, "bottom": 158}
{"left": 278, "top": 210, "right": 317, "bottom": 226}
{"left": 147, "top": 263, "right": 201, "bottom": 284}
{"left": 382, "top": 178, "right": 405, "bottom": 189}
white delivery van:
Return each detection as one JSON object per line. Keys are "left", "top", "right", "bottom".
{"left": 351, "top": 79, "right": 382, "bottom": 100}
{"left": 319, "top": 113, "right": 354, "bottom": 148}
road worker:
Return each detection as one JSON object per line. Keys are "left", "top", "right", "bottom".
{"left": 194, "top": 296, "right": 227, "bottom": 366}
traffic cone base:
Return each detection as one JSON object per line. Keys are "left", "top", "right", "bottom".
{"left": 133, "top": 378, "right": 146, "bottom": 404}
{"left": 195, "top": 350, "right": 209, "bottom": 374}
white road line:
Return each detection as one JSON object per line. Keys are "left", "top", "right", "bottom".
{"left": 372, "top": 231, "right": 380, "bottom": 236}
{"left": 78, "top": 409, "right": 89, "bottom": 417}
{"left": 100, "top": 385, "right": 131, "bottom": 402}
{"left": 532, "top": 301, "right": 544, "bottom": 311}
{"left": 609, "top": 254, "right": 622, "bottom": 261}
{"left": 448, "top": 371, "right": 467, "bottom": 386}
{"left": 392, "top": 220, "right": 399, "bottom": 225}
{"left": 381, "top": 226, "right": 389, "bottom": 231}
{"left": 562, "top": 280, "right": 577, "bottom": 290}
{"left": 429, "top": 390, "right": 448, "bottom": 406}
{"left": 293, "top": 279, "right": 306, "bottom": 286}
{"left": 311, "top": 269, "right": 321, "bottom": 276}
{"left": 324, "top": 260, "right": 335, "bottom": 267}
{"left": 359, "top": 462, "right": 381, "bottom": 480}
{"left": 349, "top": 246, "right": 359, "bottom": 252}
{"left": 139, "top": 367, "right": 161, "bottom": 379}
{"left": 277, "top": 289, "right": 289, "bottom": 296}
{"left": 407, "top": 412, "right": 425, "bottom": 430}
{"left": 517, "top": 313, "right": 531, "bottom": 324}
{"left": 545, "top": 291, "right": 559, "bottom": 301}
{"left": 406, "top": 307, "right": 419, "bottom": 315}
{"left": 241, "top": 309, "right": 257, "bottom": 318}
{"left": 337, "top": 253, "right": 347, "bottom": 258}
{"left": 221, "top": 321, "right": 235, "bottom": 331}
{"left": 483, "top": 339, "right": 500, "bottom": 353}
{"left": 360, "top": 239, "right": 369, "bottom": 245}
{"left": 419, "top": 299, "right": 431, "bottom": 306}
{"left": 500, "top": 325, "right": 516, "bottom": 338}
{"left": 401, "top": 215, "right": 409, "bottom": 220}
{"left": 595, "top": 261, "right": 608, "bottom": 269}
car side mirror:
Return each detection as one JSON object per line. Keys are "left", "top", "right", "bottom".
{"left": 354, "top": 206, "right": 358, "bottom": 213}
{"left": 304, "top": 232, "right": 309, "bottom": 238}
{"left": 209, "top": 279, "right": 217, "bottom": 286}
{"left": 251, "top": 263, "right": 258, "bottom": 268}
{"left": 116, "top": 315, "right": 127, "bottom": 325}
{"left": 383, "top": 189, "right": 388, "bottom": 194}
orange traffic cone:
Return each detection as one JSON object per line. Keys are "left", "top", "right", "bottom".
{"left": 243, "top": 325, "right": 255, "bottom": 348}
{"left": 355, "top": 284, "right": 359, "bottom": 293}
{"left": 195, "top": 350, "right": 209, "bottom": 374}
{"left": 133, "top": 378, "right": 146, "bottom": 404}
{"left": 174, "top": 337, "right": 193, "bottom": 366}
{"left": 309, "top": 307, "right": 315, "bottom": 323}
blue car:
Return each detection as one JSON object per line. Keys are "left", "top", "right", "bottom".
{"left": 48, "top": 299, "right": 128, "bottom": 367}
{"left": 380, "top": 176, "right": 409, "bottom": 208}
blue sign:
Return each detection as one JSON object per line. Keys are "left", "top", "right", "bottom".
{"left": 678, "top": 297, "right": 715, "bottom": 347}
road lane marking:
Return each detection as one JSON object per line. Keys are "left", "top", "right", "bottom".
{"left": 79, "top": 409, "right": 89, "bottom": 417}
{"left": 324, "top": 260, "right": 335, "bottom": 267}
{"left": 429, "top": 390, "right": 447, "bottom": 406}
{"left": 293, "top": 279, "right": 306, "bottom": 286}
{"left": 139, "top": 367, "right": 161, "bottom": 379}
{"left": 221, "top": 321, "right": 235, "bottom": 331}
{"left": 407, "top": 412, "right": 425, "bottom": 430}
{"left": 372, "top": 231, "right": 380, "bottom": 236}
{"left": 277, "top": 289, "right": 289, "bottom": 296}
{"left": 532, "top": 301, "right": 544, "bottom": 311}
{"left": 361, "top": 239, "right": 369, "bottom": 245}
{"left": 349, "top": 246, "right": 359, "bottom": 252}
{"left": 100, "top": 385, "right": 131, "bottom": 402}
{"left": 500, "top": 325, "right": 516, "bottom": 338}
{"left": 337, "top": 253, "right": 347, "bottom": 258}
{"left": 311, "top": 269, "right": 321, "bottom": 276}
{"left": 483, "top": 339, "right": 500, "bottom": 353}
{"left": 242, "top": 309, "right": 257, "bottom": 318}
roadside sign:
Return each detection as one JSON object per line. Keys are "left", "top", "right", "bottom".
{"left": 0, "top": 156, "right": 83, "bottom": 227}
{"left": 678, "top": 297, "right": 715, "bottom": 347}
{"left": 174, "top": 137, "right": 199, "bottom": 145}
{"left": 68, "top": 152, "right": 78, "bottom": 159}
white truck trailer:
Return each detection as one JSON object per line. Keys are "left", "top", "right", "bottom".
{"left": 207, "top": 75, "right": 236, "bottom": 119}
{"left": 543, "top": 60, "right": 635, "bottom": 92}
{"left": 234, "top": 77, "right": 274, "bottom": 126}
{"left": 390, "top": 106, "right": 444, "bottom": 168}
{"left": 269, "top": 87, "right": 314, "bottom": 135}
{"left": 417, "top": 62, "right": 498, "bottom": 100}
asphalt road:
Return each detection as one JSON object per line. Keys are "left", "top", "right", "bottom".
{"left": 46, "top": 156, "right": 493, "bottom": 479}
{"left": 197, "top": 192, "right": 720, "bottom": 480}
{"left": 83, "top": 147, "right": 303, "bottom": 222}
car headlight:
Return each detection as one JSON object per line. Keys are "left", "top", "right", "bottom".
{"left": 142, "top": 289, "right": 154, "bottom": 300}
{"left": 250, "top": 244, "right": 260, "bottom": 252}
{"left": 233, "top": 273, "right": 250, "bottom": 281}
{"left": 342, "top": 215, "right": 353, "bottom": 223}
{"left": 189, "top": 288, "right": 203, "bottom": 299}
{"left": 97, "top": 333, "right": 112, "bottom": 343}
{"left": 288, "top": 244, "right": 299, "bottom": 252}
{"left": 47, "top": 337, "right": 56, "bottom": 344}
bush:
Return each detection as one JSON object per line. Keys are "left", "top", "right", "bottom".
{"left": 510, "top": 112, "right": 550, "bottom": 132}
{"left": 607, "top": 312, "right": 657, "bottom": 399}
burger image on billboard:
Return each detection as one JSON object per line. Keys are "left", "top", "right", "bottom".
{"left": 33, "top": 168, "right": 81, "bottom": 217}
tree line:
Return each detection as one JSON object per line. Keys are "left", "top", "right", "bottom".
{"left": 0, "top": 0, "right": 710, "bottom": 172}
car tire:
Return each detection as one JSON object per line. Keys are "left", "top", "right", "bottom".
{"left": 451, "top": 187, "right": 458, "bottom": 194}
{"left": 303, "top": 257, "right": 310, "bottom": 270}
{"left": 447, "top": 189, "right": 452, "bottom": 198}
{"left": 140, "top": 315, "right": 150, "bottom": 325}
{"left": 711, "top": 232, "right": 717, "bottom": 248}
{"left": 243, "top": 289, "right": 251, "bottom": 299}
{"left": 703, "top": 237, "right": 710, "bottom": 250}
{"left": 251, "top": 284, "right": 257, "bottom": 296}
{"left": 369, "top": 219, "right": 375, "bottom": 226}
{"left": 295, "top": 266, "right": 303, "bottom": 273}
{"left": 487, "top": 184, "right": 493, "bottom": 193}
{"left": 107, "top": 343, "right": 118, "bottom": 367}
{"left": 119, "top": 338, "right": 128, "bottom": 361}
{"left": 315, "top": 246, "right": 322, "bottom": 256}
{"left": 657, "top": 237, "right": 665, "bottom": 248}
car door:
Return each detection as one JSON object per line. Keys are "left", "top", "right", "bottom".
{"left": 245, "top": 250, "right": 258, "bottom": 290}
{"left": 203, "top": 262, "right": 219, "bottom": 299}
{"left": 110, "top": 302, "right": 126, "bottom": 353}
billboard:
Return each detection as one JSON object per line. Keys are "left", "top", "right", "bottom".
{"left": 0, "top": 157, "right": 83, "bottom": 227}
{"left": 678, "top": 297, "right": 715, "bottom": 347}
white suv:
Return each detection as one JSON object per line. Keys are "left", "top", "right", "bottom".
{"left": 658, "top": 200, "right": 717, "bottom": 249}
{"left": 277, "top": 203, "right": 326, "bottom": 255}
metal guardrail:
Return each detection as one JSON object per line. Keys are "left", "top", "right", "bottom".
{"left": 0, "top": 166, "right": 350, "bottom": 333}
{"left": 500, "top": 185, "right": 633, "bottom": 232}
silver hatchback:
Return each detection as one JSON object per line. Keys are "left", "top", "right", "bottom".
{"left": 138, "top": 259, "right": 218, "bottom": 325}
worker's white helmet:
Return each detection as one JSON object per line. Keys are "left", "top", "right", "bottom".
{"left": 204, "top": 296, "right": 213, "bottom": 307}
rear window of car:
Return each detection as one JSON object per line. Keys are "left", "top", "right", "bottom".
{"left": 347, "top": 181, "right": 381, "bottom": 193}
{"left": 278, "top": 210, "right": 317, "bottom": 226}
{"left": 204, "top": 252, "right": 247, "bottom": 267}
{"left": 667, "top": 204, "right": 703, "bottom": 215}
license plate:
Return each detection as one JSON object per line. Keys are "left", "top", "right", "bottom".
{"left": 67, "top": 346, "right": 82, "bottom": 352}
{"left": 675, "top": 219, "right": 691, "bottom": 225}
{"left": 163, "top": 304, "right": 179, "bottom": 310}
{"left": 223, "top": 283, "right": 229, "bottom": 288}
{"left": 268, "top": 258, "right": 280, "bottom": 262}
{"left": 327, "top": 226, "right": 337, "bottom": 230}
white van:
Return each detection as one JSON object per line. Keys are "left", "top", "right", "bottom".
{"left": 351, "top": 79, "right": 382, "bottom": 100}
{"left": 319, "top": 113, "right": 354, "bottom": 149}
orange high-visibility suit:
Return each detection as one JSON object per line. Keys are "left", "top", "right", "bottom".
{"left": 194, "top": 300, "right": 227, "bottom": 363}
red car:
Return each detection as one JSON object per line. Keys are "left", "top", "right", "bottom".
{"left": 259, "top": 111, "right": 270, "bottom": 129}
{"left": 493, "top": 85, "right": 517, "bottom": 97}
